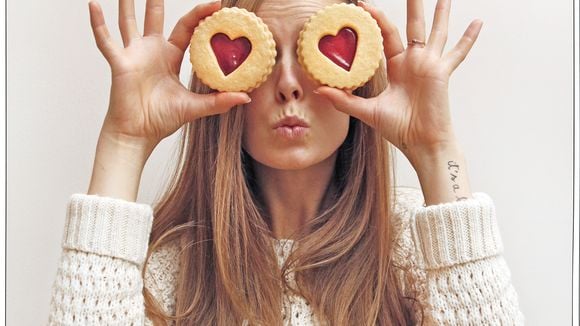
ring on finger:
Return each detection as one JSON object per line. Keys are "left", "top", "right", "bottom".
{"left": 407, "top": 39, "right": 426, "bottom": 47}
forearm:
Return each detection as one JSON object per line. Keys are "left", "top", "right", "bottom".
{"left": 407, "top": 142, "right": 473, "bottom": 206}
{"left": 87, "top": 131, "right": 154, "bottom": 202}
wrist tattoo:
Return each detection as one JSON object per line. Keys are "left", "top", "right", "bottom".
{"left": 447, "top": 160, "right": 468, "bottom": 201}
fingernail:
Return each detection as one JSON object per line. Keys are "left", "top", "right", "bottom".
{"left": 245, "top": 97, "right": 252, "bottom": 103}
{"left": 313, "top": 89, "right": 320, "bottom": 94}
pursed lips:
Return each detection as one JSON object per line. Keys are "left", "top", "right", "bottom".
{"left": 272, "top": 116, "right": 310, "bottom": 129}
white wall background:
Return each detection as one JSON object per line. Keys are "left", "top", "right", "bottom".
{"left": 8, "top": 0, "right": 573, "bottom": 324}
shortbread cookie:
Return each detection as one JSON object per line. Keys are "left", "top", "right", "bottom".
{"left": 297, "top": 3, "right": 384, "bottom": 89}
{"left": 189, "top": 7, "right": 276, "bottom": 92}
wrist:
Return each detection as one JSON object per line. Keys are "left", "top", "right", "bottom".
{"left": 407, "top": 142, "right": 473, "bottom": 206}
{"left": 404, "top": 140, "right": 461, "bottom": 168}
{"left": 98, "top": 126, "right": 158, "bottom": 156}
{"left": 87, "top": 131, "right": 155, "bottom": 202}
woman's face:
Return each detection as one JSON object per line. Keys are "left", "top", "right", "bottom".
{"left": 242, "top": 0, "right": 350, "bottom": 170}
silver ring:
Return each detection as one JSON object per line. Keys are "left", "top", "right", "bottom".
{"left": 407, "top": 39, "right": 426, "bottom": 47}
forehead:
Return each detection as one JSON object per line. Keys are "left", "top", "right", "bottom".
{"left": 256, "top": 0, "right": 345, "bottom": 41}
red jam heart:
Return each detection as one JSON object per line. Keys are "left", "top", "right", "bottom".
{"left": 210, "top": 33, "right": 252, "bottom": 76}
{"left": 318, "top": 27, "right": 358, "bottom": 71}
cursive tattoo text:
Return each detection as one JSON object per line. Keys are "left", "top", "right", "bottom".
{"left": 448, "top": 160, "right": 468, "bottom": 201}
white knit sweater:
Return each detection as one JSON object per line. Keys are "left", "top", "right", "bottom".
{"left": 47, "top": 186, "right": 525, "bottom": 325}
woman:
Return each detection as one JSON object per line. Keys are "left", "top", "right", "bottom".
{"left": 48, "top": 0, "right": 525, "bottom": 325}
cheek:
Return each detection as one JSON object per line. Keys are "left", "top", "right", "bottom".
{"left": 316, "top": 111, "right": 350, "bottom": 147}
{"left": 241, "top": 109, "right": 261, "bottom": 149}
{"left": 247, "top": 76, "right": 273, "bottom": 102}
{"left": 242, "top": 105, "right": 273, "bottom": 159}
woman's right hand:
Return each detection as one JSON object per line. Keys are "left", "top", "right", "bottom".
{"left": 88, "top": 0, "right": 250, "bottom": 151}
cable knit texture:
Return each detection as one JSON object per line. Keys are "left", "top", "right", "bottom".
{"left": 47, "top": 187, "right": 525, "bottom": 325}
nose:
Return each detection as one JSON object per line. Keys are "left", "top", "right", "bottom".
{"left": 274, "top": 51, "right": 304, "bottom": 104}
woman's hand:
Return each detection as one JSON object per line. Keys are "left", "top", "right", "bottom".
{"left": 315, "top": 0, "right": 483, "bottom": 166}
{"left": 88, "top": 0, "right": 251, "bottom": 151}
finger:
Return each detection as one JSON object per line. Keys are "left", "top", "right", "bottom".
{"left": 426, "top": 0, "right": 450, "bottom": 56}
{"left": 178, "top": 90, "right": 251, "bottom": 122}
{"left": 314, "top": 87, "right": 380, "bottom": 129}
{"left": 443, "top": 20, "right": 483, "bottom": 73}
{"left": 119, "top": 0, "right": 141, "bottom": 47}
{"left": 88, "top": 1, "right": 121, "bottom": 62}
{"left": 359, "top": 2, "right": 404, "bottom": 60}
{"left": 168, "top": 1, "right": 221, "bottom": 53}
{"left": 406, "top": 0, "right": 426, "bottom": 43}
{"left": 144, "top": 0, "right": 164, "bottom": 36}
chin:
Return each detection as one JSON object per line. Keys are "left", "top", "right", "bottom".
{"left": 245, "top": 145, "right": 338, "bottom": 171}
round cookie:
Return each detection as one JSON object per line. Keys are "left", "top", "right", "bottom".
{"left": 189, "top": 7, "right": 276, "bottom": 92}
{"left": 297, "top": 3, "right": 384, "bottom": 90}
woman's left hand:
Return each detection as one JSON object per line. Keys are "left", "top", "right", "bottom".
{"left": 315, "top": 0, "right": 483, "bottom": 165}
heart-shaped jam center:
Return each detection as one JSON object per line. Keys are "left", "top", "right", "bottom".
{"left": 318, "top": 27, "right": 358, "bottom": 71}
{"left": 210, "top": 33, "right": 252, "bottom": 76}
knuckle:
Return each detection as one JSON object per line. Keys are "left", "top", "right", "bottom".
{"left": 208, "top": 95, "right": 217, "bottom": 112}
{"left": 192, "top": 3, "right": 208, "bottom": 14}
{"left": 408, "top": 17, "right": 424, "bottom": 26}
{"left": 188, "top": 9, "right": 204, "bottom": 25}
{"left": 177, "top": 94, "right": 192, "bottom": 121}
{"left": 433, "top": 29, "right": 446, "bottom": 36}
{"left": 95, "top": 41, "right": 107, "bottom": 54}
{"left": 453, "top": 49, "right": 467, "bottom": 63}
{"left": 435, "top": 1, "right": 448, "bottom": 12}
{"left": 119, "top": 14, "right": 137, "bottom": 25}
{"left": 200, "top": 96, "right": 214, "bottom": 116}
{"left": 388, "top": 26, "right": 400, "bottom": 37}
{"left": 174, "top": 16, "right": 186, "bottom": 30}
{"left": 147, "top": 3, "right": 164, "bottom": 12}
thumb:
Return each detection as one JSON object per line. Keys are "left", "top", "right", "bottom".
{"left": 180, "top": 90, "right": 251, "bottom": 122}
{"left": 315, "top": 86, "right": 377, "bottom": 128}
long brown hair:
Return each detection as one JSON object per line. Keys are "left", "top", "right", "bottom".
{"left": 142, "top": 0, "right": 424, "bottom": 324}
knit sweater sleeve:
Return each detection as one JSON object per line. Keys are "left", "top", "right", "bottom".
{"left": 47, "top": 193, "right": 156, "bottom": 325}
{"left": 391, "top": 186, "right": 525, "bottom": 326}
